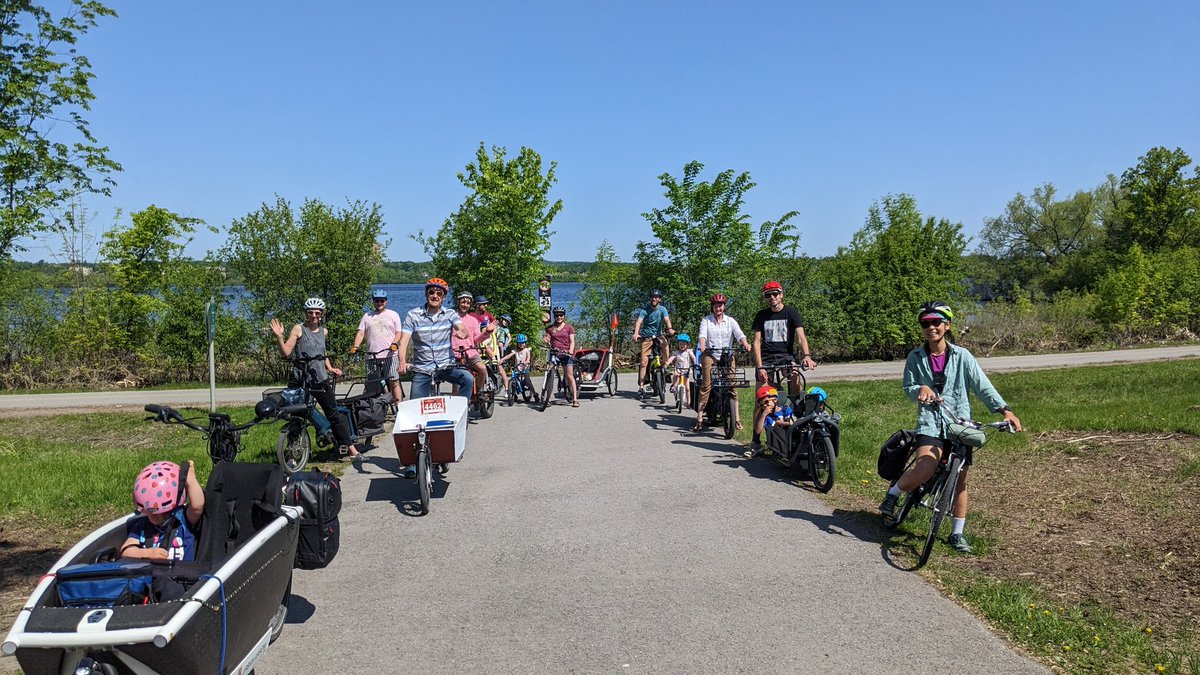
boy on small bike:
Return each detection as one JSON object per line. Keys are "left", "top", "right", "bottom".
{"left": 878, "top": 301, "right": 1022, "bottom": 553}
{"left": 664, "top": 333, "right": 696, "bottom": 407}
{"left": 499, "top": 333, "right": 538, "bottom": 403}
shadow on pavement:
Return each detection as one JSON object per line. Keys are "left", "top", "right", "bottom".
{"left": 670, "top": 438, "right": 744, "bottom": 457}
{"left": 363, "top": 460, "right": 451, "bottom": 517}
{"left": 775, "top": 507, "right": 928, "bottom": 571}
{"left": 285, "top": 593, "right": 316, "bottom": 624}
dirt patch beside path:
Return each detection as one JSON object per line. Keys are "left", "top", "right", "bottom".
{"left": 968, "top": 431, "right": 1200, "bottom": 632}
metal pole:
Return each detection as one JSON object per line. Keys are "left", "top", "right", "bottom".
{"left": 207, "top": 300, "right": 216, "bottom": 412}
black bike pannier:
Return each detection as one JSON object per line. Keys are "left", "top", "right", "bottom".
{"left": 284, "top": 471, "right": 342, "bottom": 570}
{"left": 877, "top": 429, "right": 917, "bottom": 481}
{"left": 350, "top": 395, "right": 388, "bottom": 435}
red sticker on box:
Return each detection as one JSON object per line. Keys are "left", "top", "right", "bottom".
{"left": 420, "top": 397, "right": 446, "bottom": 416}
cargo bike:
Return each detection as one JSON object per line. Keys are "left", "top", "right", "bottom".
{"left": 761, "top": 371, "right": 842, "bottom": 492}
{"left": 392, "top": 394, "right": 469, "bottom": 516}
{"left": 689, "top": 348, "right": 751, "bottom": 439}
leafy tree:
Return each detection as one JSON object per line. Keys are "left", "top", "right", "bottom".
{"left": 634, "top": 161, "right": 799, "bottom": 332}
{"left": 416, "top": 143, "right": 562, "bottom": 337}
{"left": 222, "top": 197, "right": 387, "bottom": 360}
{"left": 1092, "top": 243, "right": 1200, "bottom": 338}
{"left": 98, "top": 205, "right": 202, "bottom": 357}
{"left": 0, "top": 0, "right": 121, "bottom": 262}
{"left": 1108, "top": 146, "right": 1200, "bottom": 253}
{"left": 826, "top": 194, "right": 966, "bottom": 359}
{"left": 576, "top": 239, "right": 637, "bottom": 347}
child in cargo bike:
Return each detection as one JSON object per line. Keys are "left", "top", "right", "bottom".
{"left": 120, "top": 460, "right": 205, "bottom": 561}
{"left": 744, "top": 386, "right": 796, "bottom": 458}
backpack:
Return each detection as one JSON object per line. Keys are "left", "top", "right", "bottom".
{"left": 348, "top": 394, "right": 389, "bottom": 437}
{"left": 56, "top": 561, "right": 154, "bottom": 608}
{"left": 877, "top": 429, "right": 917, "bottom": 481}
{"left": 284, "top": 471, "right": 342, "bottom": 570}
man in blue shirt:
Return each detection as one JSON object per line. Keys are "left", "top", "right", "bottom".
{"left": 632, "top": 289, "right": 675, "bottom": 397}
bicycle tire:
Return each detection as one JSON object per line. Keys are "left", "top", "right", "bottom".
{"left": 654, "top": 368, "right": 666, "bottom": 404}
{"left": 722, "top": 395, "right": 736, "bottom": 439}
{"left": 917, "top": 456, "right": 961, "bottom": 568}
{"left": 540, "top": 368, "right": 556, "bottom": 412}
{"left": 674, "top": 385, "right": 683, "bottom": 413}
{"left": 605, "top": 370, "right": 617, "bottom": 396}
{"left": 275, "top": 425, "right": 311, "bottom": 475}
{"left": 507, "top": 381, "right": 519, "bottom": 407}
{"left": 417, "top": 445, "right": 431, "bottom": 516}
{"left": 809, "top": 435, "right": 836, "bottom": 493}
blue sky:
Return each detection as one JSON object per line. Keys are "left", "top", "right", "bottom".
{"left": 41, "top": 0, "right": 1200, "bottom": 263}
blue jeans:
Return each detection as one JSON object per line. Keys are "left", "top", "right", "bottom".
{"left": 410, "top": 366, "right": 474, "bottom": 399}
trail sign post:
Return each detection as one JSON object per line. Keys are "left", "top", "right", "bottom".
{"left": 537, "top": 276, "right": 552, "bottom": 326}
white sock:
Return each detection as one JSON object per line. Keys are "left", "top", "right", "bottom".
{"left": 887, "top": 484, "right": 901, "bottom": 497}
{"left": 951, "top": 517, "right": 966, "bottom": 536}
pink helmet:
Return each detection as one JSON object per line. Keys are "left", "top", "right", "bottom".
{"left": 133, "top": 461, "right": 183, "bottom": 515}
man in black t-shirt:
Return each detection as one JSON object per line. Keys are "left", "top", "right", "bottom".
{"left": 749, "top": 280, "right": 817, "bottom": 455}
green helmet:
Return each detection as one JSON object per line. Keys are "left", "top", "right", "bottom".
{"left": 918, "top": 301, "right": 953, "bottom": 323}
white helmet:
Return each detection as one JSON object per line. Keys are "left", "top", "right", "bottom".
{"left": 304, "top": 297, "right": 326, "bottom": 311}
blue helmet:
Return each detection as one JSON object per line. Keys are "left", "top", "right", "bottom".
{"left": 371, "top": 288, "right": 387, "bottom": 300}
{"left": 515, "top": 334, "right": 528, "bottom": 344}
{"left": 474, "top": 295, "right": 489, "bottom": 305}
{"left": 807, "top": 386, "right": 827, "bottom": 402}
{"left": 650, "top": 289, "right": 663, "bottom": 298}
{"left": 676, "top": 333, "right": 691, "bottom": 344}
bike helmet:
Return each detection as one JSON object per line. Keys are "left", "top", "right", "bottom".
{"left": 425, "top": 277, "right": 449, "bottom": 293}
{"left": 371, "top": 289, "right": 388, "bottom": 300}
{"left": 918, "top": 301, "right": 954, "bottom": 323}
{"left": 474, "top": 295, "right": 489, "bottom": 305}
{"left": 677, "top": 333, "right": 691, "bottom": 344}
{"left": 304, "top": 297, "right": 325, "bottom": 311}
{"left": 254, "top": 397, "right": 279, "bottom": 420}
{"left": 456, "top": 291, "right": 473, "bottom": 302}
{"left": 515, "top": 333, "right": 528, "bottom": 344}
{"left": 710, "top": 293, "right": 728, "bottom": 304}
{"left": 761, "top": 281, "right": 783, "bottom": 295}
{"left": 133, "top": 461, "right": 183, "bottom": 515}
{"left": 756, "top": 385, "right": 778, "bottom": 401}
{"left": 650, "top": 289, "right": 663, "bottom": 298}
{"left": 806, "top": 386, "right": 828, "bottom": 402}
{"left": 500, "top": 314, "right": 512, "bottom": 323}
{"left": 552, "top": 306, "right": 566, "bottom": 315}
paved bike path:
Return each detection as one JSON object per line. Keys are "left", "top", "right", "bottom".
{"left": 257, "top": 393, "right": 1045, "bottom": 673}
{"left": 1, "top": 345, "right": 1196, "bottom": 412}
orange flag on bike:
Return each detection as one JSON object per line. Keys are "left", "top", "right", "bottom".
{"left": 610, "top": 312, "right": 619, "bottom": 330}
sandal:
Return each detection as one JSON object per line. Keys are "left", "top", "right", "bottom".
{"left": 735, "top": 421, "right": 744, "bottom": 430}
{"left": 572, "top": 401, "right": 580, "bottom": 408}
{"left": 691, "top": 423, "right": 704, "bottom": 433}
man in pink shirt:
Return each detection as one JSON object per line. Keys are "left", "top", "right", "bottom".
{"left": 453, "top": 291, "right": 491, "bottom": 395}
{"left": 351, "top": 289, "right": 405, "bottom": 402}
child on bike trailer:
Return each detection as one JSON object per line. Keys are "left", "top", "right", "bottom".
{"left": 744, "top": 386, "right": 795, "bottom": 458}
{"left": 665, "top": 333, "right": 696, "bottom": 403}
{"left": 120, "top": 460, "right": 205, "bottom": 562}
{"left": 499, "top": 333, "right": 539, "bottom": 403}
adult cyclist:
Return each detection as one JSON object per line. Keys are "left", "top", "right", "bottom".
{"left": 632, "top": 289, "right": 675, "bottom": 398}
{"left": 749, "top": 281, "right": 816, "bottom": 455}
{"left": 695, "top": 293, "right": 752, "bottom": 433}
{"left": 395, "top": 278, "right": 473, "bottom": 476}
{"left": 350, "top": 288, "right": 405, "bottom": 403}
{"left": 878, "top": 301, "right": 1022, "bottom": 553}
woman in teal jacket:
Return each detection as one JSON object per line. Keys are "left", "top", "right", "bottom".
{"left": 879, "top": 302, "right": 1022, "bottom": 553}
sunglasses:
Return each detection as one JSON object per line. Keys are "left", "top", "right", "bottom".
{"left": 763, "top": 291, "right": 782, "bottom": 298}
{"left": 426, "top": 289, "right": 445, "bottom": 297}
{"left": 920, "top": 318, "right": 945, "bottom": 328}
{"left": 373, "top": 298, "right": 387, "bottom": 303}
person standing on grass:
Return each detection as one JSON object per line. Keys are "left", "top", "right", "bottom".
{"left": 878, "top": 301, "right": 1023, "bottom": 553}
{"left": 270, "top": 297, "right": 363, "bottom": 461}
{"left": 350, "top": 288, "right": 405, "bottom": 402}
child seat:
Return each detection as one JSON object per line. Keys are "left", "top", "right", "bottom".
{"left": 195, "top": 462, "right": 286, "bottom": 564}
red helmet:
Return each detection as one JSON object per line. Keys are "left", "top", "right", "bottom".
{"left": 424, "top": 277, "right": 449, "bottom": 293}
{"left": 762, "top": 281, "right": 783, "bottom": 295}
{"left": 709, "top": 293, "right": 728, "bottom": 304}
{"left": 756, "top": 385, "right": 778, "bottom": 401}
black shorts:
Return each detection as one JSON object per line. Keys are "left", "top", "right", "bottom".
{"left": 915, "top": 434, "right": 973, "bottom": 467}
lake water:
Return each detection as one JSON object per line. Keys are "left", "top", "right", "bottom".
{"left": 223, "top": 282, "right": 583, "bottom": 317}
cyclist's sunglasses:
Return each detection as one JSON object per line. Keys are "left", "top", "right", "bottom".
{"left": 372, "top": 298, "right": 387, "bottom": 303}
{"left": 763, "top": 290, "right": 782, "bottom": 298}
{"left": 919, "top": 318, "right": 945, "bottom": 328}
{"left": 425, "top": 288, "right": 446, "bottom": 297}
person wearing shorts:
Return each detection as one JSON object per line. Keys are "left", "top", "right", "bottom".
{"left": 351, "top": 288, "right": 404, "bottom": 402}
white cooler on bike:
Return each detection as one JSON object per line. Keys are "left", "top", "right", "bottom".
{"left": 392, "top": 395, "right": 469, "bottom": 465}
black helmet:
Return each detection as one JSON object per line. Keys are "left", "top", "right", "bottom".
{"left": 254, "top": 397, "right": 279, "bottom": 420}
{"left": 474, "top": 295, "right": 489, "bottom": 305}
{"left": 650, "top": 289, "right": 663, "bottom": 298}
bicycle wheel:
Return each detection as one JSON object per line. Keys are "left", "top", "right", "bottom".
{"left": 654, "top": 368, "right": 666, "bottom": 404}
{"left": 917, "top": 456, "right": 961, "bottom": 568}
{"left": 507, "top": 381, "right": 519, "bottom": 407}
{"left": 540, "top": 369, "right": 556, "bottom": 412}
{"left": 674, "top": 382, "right": 683, "bottom": 413}
{"left": 417, "top": 446, "right": 431, "bottom": 516}
{"left": 809, "top": 435, "right": 837, "bottom": 493}
{"left": 722, "top": 395, "right": 736, "bottom": 439}
{"left": 605, "top": 370, "right": 617, "bottom": 396}
{"left": 275, "top": 425, "right": 311, "bottom": 474}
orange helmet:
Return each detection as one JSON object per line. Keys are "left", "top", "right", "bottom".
{"left": 756, "top": 385, "right": 778, "bottom": 401}
{"left": 710, "top": 293, "right": 728, "bottom": 304}
{"left": 425, "top": 277, "right": 449, "bottom": 293}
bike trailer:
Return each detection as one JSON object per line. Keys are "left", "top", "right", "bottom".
{"left": 3, "top": 462, "right": 300, "bottom": 675}
{"left": 392, "top": 395, "right": 469, "bottom": 465}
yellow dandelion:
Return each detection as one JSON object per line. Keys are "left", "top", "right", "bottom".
{"left": 1145, "top": 628, "right": 1153, "bottom": 634}
{"left": 1028, "top": 603, "right": 1037, "bottom": 609}
{"left": 860, "top": 479, "right": 870, "bottom": 485}
{"left": 1042, "top": 610, "right": 1051, "bottom": 615}
{"left": 1155, "top": 665, "right": 1165, "bottom": 673}
{"left": 1062, "top": 645, "right": 1071, "bottom": 652}
{"left": 1093, "top": 636, "right": 1101, "bottom": 642}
